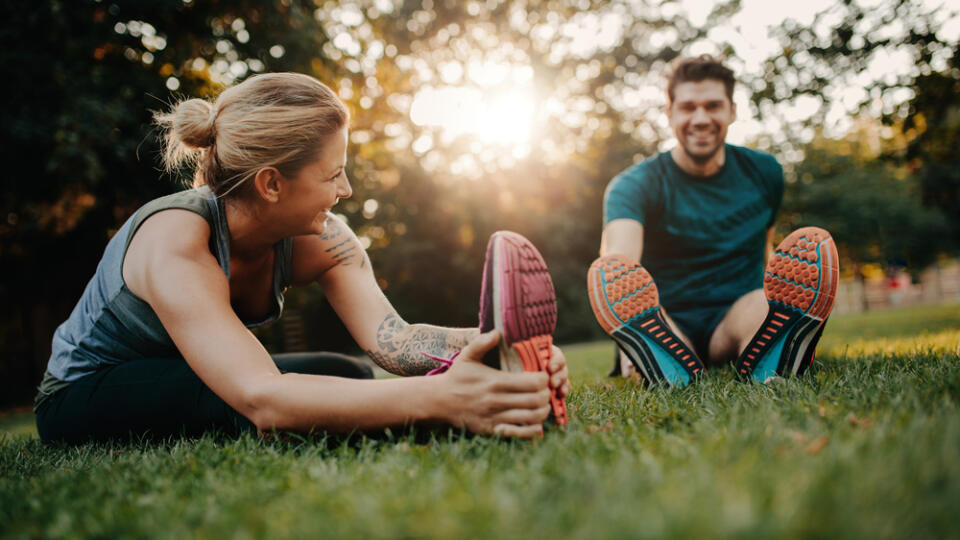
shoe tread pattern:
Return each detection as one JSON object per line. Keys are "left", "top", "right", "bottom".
{"left": 489, "top": 231, "right": 566, "bottom": 425}
{"left": 513, "top": 334, "right": 568, "bottom": 425}
{"left": 764, "top": 227, "right": 838, "bottom": 318}
{"left": 498, "top": 231, "right": 557, "bottom": 344}
{"left": 737, "top": 227, "right": 839, "bottom": 379}
{"left": 588, "top": 254, "right": 704, "bottom": 386}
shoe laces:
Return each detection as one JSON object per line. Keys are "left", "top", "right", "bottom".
{"left": 422, "top": 350, "right": 460, "bottom": 376}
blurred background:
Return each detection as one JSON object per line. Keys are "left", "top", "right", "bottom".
{"left": 2, "top": 0, "right": 958, "bottom": 407}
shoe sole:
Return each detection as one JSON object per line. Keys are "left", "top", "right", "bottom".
{"left": 487, "top": 231, "right": 568, "bottom": 425}
{"left": 587, "top": 254, "right": 703, "bottom": 386}
{"left": 735, "top": 227, "right": 839, "bottom": 382}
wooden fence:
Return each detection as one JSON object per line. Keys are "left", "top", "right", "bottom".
{"left": 834, "top": 259, "right": 960, "bottom": 315}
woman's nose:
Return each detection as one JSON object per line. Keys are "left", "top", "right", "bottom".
{"left": 337, "top": 173, "right": 353, "bottom": 199}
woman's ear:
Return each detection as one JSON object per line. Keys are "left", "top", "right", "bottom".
{"left": 252, "top": 167, "right": 283, "bottom": 203}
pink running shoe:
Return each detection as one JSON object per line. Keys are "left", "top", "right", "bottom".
{"left": 479, "top": 231, "right": 568, "bottom": 426}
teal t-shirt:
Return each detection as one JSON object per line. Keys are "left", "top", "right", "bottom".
{"left": 603, "top": 144, "right": 784, "bottom": 318}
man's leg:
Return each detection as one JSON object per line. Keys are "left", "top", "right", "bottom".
{"left": 588, "top": 254, "right": 705, "bottom": 386}
{"left": 725, "top": 227, "right": 839, "bottom": 381}
{"left": 707, "top": 289, "right": 768, "bottom": 364}
{"left": 617, "top": 306, "right": 697, "bottom": 377}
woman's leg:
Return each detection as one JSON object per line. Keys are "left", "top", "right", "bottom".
{"left": 272, "top": 351, "right": 374, "bottom": 379}
{"left": 36, "top": 357, "right": 253, "bottom": 445}
{"left": 36, "top": 352, "right": 374, "bottom": 444}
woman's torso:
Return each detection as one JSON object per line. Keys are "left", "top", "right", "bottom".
{"left": 37, "top": 188, "right": 292, "bottom": 406}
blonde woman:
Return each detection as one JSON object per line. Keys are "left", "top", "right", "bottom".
{"left": 35, "top": 73, "right": 569, "bottom": 444}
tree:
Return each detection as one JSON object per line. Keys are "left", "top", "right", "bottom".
{"left": 745, "top": 0, "right": 960, "bottom": 255}
{"left": 900, "top": 46, "right": 960, "bottom": 250}
{"left": 781, "top": 133, "right": 950, "bottom": 286}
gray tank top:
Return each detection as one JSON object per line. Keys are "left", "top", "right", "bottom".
{"left": 35, "top": 188, "right": 293, "bottom": 407}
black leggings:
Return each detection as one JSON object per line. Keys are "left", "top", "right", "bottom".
{"left": 35, "top": 352, "right": 374, "bottom": 445}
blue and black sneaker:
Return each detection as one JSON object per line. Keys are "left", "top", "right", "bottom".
{"left": 735, "top": 227, "right": 839, "bottom": 382}
{"left": 588, "top": 254, "right": 704, "bottom": 386}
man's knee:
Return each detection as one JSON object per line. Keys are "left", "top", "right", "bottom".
{"left": 709, "top": 290, "right": 768, "bottom": 361}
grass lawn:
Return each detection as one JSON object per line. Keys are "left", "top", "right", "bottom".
{"left": 2, "top": 303, "right": 959, "bottom": 539}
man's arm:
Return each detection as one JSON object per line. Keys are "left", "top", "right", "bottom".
{"left": 601, "top": 218, "right": 644, "bottom": 261}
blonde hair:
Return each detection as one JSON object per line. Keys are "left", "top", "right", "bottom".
{"left": 154, "top": 72, "right": 349, "bottom": 197}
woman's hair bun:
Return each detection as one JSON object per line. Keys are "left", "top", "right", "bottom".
{"left": 154, "top": 73, "right": 349, "bottom": 196}
{"left": 171, "top": 98, "right": 216, "bottom": 149}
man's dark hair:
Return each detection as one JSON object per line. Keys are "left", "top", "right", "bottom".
{"left": 666, "top": 55, "right": 735, "bottom": 103}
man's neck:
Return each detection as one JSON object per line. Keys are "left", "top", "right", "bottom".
{"left": 670, "top": 144, "right": 726, "bottom": 177}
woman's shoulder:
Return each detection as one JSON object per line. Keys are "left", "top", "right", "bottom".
{"left": 122, "top": 206, "right": 222, "bottom": 304}
{"left": 121, "top": 189, "right": 219, "bottom": 265}
{"left": 289, "top": 214, "right": 366, "bottom": 286}
{"left": 129, "top": 189, "right": 215, "bottom": 235}
{"left": 137, "top": 207, "right": 212, "bottom": 246}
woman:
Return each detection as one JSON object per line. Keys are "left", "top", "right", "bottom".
{"left": 35, "top": 73, "right": 569, "bottom": 444}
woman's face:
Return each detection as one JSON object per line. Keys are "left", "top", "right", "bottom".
{"left": 283, "top": 126, "right": 352, "bottom": 236}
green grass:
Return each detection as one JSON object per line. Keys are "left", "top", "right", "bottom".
{"left": 3, "top": 303, "right": 959, "bottom": 539}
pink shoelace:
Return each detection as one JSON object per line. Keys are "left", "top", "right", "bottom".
{"left": 422, "top": 350, "right": 460, "bottom": 376}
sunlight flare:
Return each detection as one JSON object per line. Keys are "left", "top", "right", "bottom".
{"left": 409, "top": 85, "right": 537, "bottom": 146}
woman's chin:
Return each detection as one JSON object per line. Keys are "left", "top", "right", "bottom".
{"left": 309, "top": 215, "right": 330, "bottom": 235}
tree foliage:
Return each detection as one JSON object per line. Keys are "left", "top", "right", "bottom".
{"left": 781, "top": 134, "right": 950, "bottom": 272}
{"left": 747, "top": 0, "right": 959, "bottom": 253}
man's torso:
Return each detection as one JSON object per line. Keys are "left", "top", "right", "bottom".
{"left": 603, "top": 144, "right": 784, "bottom": 314}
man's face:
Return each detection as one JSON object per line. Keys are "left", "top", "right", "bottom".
{"left": 667, "top": 79, "right": 736, "bottom": 164}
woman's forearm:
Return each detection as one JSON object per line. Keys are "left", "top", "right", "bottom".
{"left": 363, "top": 313, "right": 479, "bottom": 376}
{"left": 244, "top": 330, "right": 551, "bottom": 439}
{"left": 247, "top": 373, "right": 448, "bottom": 433}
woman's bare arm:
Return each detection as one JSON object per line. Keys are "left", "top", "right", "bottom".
{"left": 294, "top": 215, "right": 569, "bottom": 395}
{"left": 122, "top": 210, "right": 549, "bottom": 437}
{"left": 363, "top": 313, "right": 478, "bottom": 376}
{"left": 292, "top": 216, "right": 477, "bottom": 376}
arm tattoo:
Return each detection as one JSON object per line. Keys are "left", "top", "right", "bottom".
{"left": 318, "top": 219, "right": 345, "bottom": 241}
{"left": 364, "top": 313, "right": 478, "bottom": 376}
{"left": 318, "top": 221, "right": 362, "bottom": 274}
{"left": 327, "top": 239, "right": 358, "bottom": 265}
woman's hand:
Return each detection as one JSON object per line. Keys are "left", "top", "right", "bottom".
{"left": 437, "top": 330, "right": 551, "bottom": 439}
{"left": 547, "top": 345, "right": 570, "bottom": 399}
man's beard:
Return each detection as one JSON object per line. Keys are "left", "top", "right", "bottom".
{"left": 682, "top": 141, "right": 723, "bottom": 165}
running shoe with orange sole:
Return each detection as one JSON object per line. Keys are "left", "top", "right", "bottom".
{"left": 735, "top": 226, "right": 839, "bottom": 382}
{"left": 479, "top": 231, "right": 568, "bottom": 426}
{"left": 587, "top": 254, "right": 704, "bottom": 386}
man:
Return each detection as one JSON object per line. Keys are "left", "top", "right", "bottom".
{"left": 587, "top": 55, "right": 838, "bottom": 385}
